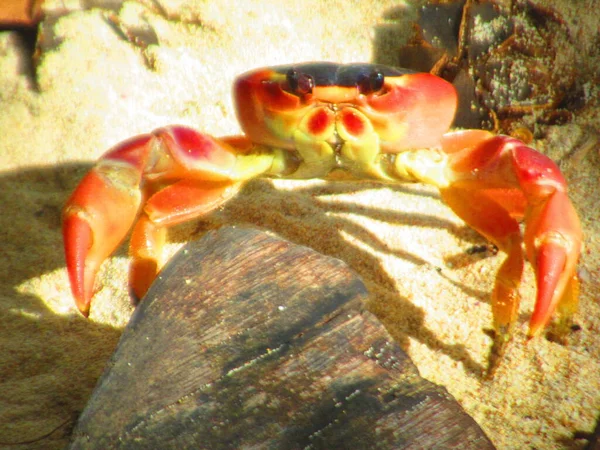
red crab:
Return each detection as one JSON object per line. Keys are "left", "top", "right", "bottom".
{"left": 63, "top": 62, "right": 581, "bottom": 365}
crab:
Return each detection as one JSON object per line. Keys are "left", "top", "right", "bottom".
{"left": 63, "top": 62, "right": 582, "bottom": 368}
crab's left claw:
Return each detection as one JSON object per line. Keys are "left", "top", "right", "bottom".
{"left": 436, "top": 131, "right": 582, "bottom": 350}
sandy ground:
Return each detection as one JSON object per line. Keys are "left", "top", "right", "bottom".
{"left": 1, "top": 1, "right": 599, "bottom": 449}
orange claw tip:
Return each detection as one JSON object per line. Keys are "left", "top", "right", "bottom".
{"left": 63, "top": 212, "right": 94, "bottom": 317}
{"left": 527, "top": 239, "right": 569, "bottom": 339}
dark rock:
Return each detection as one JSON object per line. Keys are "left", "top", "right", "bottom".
{"left": 68, "top": 227, "right": 494, "bottom": 449}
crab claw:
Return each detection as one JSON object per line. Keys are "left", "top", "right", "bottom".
{"left": 528, "top": 232, "right": 580, "bottom": 338}
{"left": 520, "top": 173, "right": 581, "bottom": 339}
{"left": 63, "top": 135, "right": 151, "bottom": 316}
{"left": 437, "top": 131, "right": 582, "bottom": 345}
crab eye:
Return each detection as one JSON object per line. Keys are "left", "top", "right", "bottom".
{"left": 357, "top": 70, "right": 385, "bottom": 95}
{"left": 285, "top": 69, "right": 315, "bottom": 96}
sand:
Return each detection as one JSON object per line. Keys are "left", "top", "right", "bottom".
{"left": 1, "top": 1, "right": 599, "bottom": 449}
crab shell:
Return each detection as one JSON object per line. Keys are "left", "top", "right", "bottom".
{"left": 234, "top": 62, "right": 457, "bottom": 152}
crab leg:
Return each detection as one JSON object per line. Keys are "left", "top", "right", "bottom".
{"left": 128, "top": 179, "right": 241, "bottom": 301}
{"left": 396, "top": 130, "right": 581, "bottom": 345}
{"left": 444, "top": 131, "right": 581, "bottom": 340}
{"left": 63, "top": 126, "right": 275, "bottom": 316}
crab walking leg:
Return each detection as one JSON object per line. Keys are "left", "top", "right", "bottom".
{"left": 128, "top": 215, "right": 166, "bottom": 303}
{"left": 128, "top": 179, "right": 241, "bottom": 301}
{"left": 439, "top": 188, "right": 524, "bottom": 338}
{"left": 63, "top": 126, "right": 276, "bottom": 316}
{"left": 395, "top": 130, "right": 582, "bottom": 341}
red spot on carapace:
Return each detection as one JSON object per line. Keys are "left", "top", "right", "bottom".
{"left": 307, "top": 109, "right": 331, "bottom": 135}
{"left": 341, "top": 109, "right": 365, "bottom": 137}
